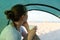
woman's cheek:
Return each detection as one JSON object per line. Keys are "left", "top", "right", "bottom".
{"left": 24, "top": 16, "right": 27, "bottom": 22}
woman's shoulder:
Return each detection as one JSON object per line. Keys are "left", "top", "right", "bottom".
{"left": 0, "top": 24, "right": 18, "bottom": 36}
{"left": 0, "top": 24, "right": 21, "bottom": 40}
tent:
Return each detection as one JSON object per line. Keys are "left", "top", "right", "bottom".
{"left": 0, "top": 0, "right": 60, "bottom": 33}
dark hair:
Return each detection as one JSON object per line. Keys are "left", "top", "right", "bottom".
{"left": 5, "top": 4, "right": 27, "bottom": 22}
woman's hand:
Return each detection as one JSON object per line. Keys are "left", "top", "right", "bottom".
{"left": 28, "top": 26, "right": 37, "bottom": 40}
{"left": 22, "top": 21, "right": 29, "bottom": 32}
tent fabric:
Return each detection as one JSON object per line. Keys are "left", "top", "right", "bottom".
{"left": 0, "top": 0, "right": 60, "bottom": 33}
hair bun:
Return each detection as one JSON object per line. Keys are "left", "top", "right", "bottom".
{"left": 5, "top": 10, "right": 14, "bottom": 19}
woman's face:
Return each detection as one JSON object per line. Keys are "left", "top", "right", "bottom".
{"left": 23, "top": 14, "right": 28, "bottom": 22}
{"left": 19, "top": 13, "right": 28, "bottom": 23}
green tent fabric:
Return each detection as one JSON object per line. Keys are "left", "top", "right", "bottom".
{"left": 0, "top": 0, "right": 60, "bottom": 33}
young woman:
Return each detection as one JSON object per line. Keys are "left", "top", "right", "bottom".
{"left": 0, "top": 4, "right": 36, "bottom": 40}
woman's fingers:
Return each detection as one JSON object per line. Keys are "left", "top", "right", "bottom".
{"left": 28, "top": 26, "right": 37, "bottom": 36}
{"left": 31, "top": 26, "right": 37, "bottom": 32}
{"left": 28, "top": 26, "right": 37, "bottom": 40}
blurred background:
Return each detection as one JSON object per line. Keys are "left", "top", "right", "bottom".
{"left": 0, "top": 0, "right": 60, "bottom": 40}
{"left": 27, "top": 10, "right": 60, "bottom": 40}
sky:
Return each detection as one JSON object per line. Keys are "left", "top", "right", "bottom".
{"left": 27, "top": 10, "right": 60, "bottom": 22}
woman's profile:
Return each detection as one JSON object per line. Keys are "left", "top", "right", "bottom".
{"left": 0, "top": 4, "right": 37, "bottom": 40}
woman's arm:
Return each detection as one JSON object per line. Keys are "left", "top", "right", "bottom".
{"left": 22, "top": 26, "right": 36, "bottom": 40}
{"left": 22, "top": 22, "right": 38, "bottom": 40}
